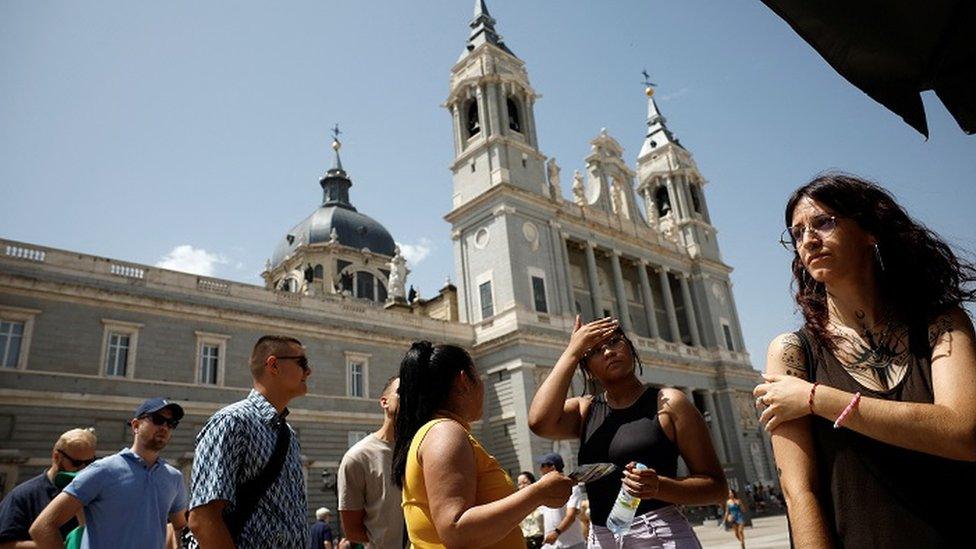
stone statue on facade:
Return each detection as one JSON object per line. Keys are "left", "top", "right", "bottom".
{"left": 328, "top": 227, "right": 339, "bottom": 245}
{"left": 545, "top": 158, "right": 561, "bottom": 201}
{"left": 387, "top": 246, "right": 408, "bottom": 301}
{"left": 571, "top": 170, "right": 585, "bottom": 206}
{"left": 609, "top": 179, "right": 621, "bottom": 214}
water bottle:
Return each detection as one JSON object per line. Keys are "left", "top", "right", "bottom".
{"left": 605, "top": 463, "right": 647, "bottom": 536}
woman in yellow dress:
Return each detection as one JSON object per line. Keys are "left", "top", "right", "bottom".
{"left": 393, "top": 341, "right": 573, "bottom": 548}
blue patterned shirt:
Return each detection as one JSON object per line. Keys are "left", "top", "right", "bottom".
{"left": 190, "top": 390, "right": 308, "bottom": 548}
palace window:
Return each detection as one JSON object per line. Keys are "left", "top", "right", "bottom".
{"left": 528, "top": 269, "right": 548, "bottom": 314}
{"left": 479, "top": 281, "right": 494, "bottom": 320}
{"left": 100, "top": 319, "right": 142, "bottom": 378}
{"left": 195, "top": 331, "right": 230, "bottom": 386}
{"left": 345, "top": 352, "right": 370, "bottom": 398}
{"left": 0, "top": 321, "right": 24, "bottom": 369}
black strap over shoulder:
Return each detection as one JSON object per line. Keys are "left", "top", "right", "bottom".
{"left": 225, "top": 419, "right": 291, "bottom": 542}
{"left": 794, "top": 329, "right": 818, "bottom": 379}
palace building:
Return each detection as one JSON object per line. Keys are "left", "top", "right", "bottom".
{"left": 0, "top": 1, "right": 774, "bottom": 515}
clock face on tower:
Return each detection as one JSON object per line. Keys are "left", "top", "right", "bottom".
{"left": 583, "top": 170, "right": 601, "bottom": 206}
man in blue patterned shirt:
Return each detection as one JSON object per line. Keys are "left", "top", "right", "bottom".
{"left": 188, "top": 335, "right": 311, "bottom": 548}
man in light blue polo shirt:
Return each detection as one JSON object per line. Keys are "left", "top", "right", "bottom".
{"left": 29, "top": 398, "right": 189, "bottom": 549}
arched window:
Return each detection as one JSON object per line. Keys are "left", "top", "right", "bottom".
{"left": 355, "top": 272, "right": 375, "bottom": 300}
{"left": 655, "top": 185, "right": 672, "bottom": 218}
{"left": 466, "top": 100, "right": 480, "bottom": 137}
{"left": 690, "top": 184, "right": 702, "bottom": 214}
{"left": 313, "top": 264, "right": 324, "bottom": 280}
{"left": 506, "top": 97, "right": 521, "bottom": 132}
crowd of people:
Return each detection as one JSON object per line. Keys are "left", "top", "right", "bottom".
{"left": 1, "top": 173, "right": 974, "bottom": 548}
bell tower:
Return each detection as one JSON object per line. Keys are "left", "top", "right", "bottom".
{"left": 445, "top": 0, "right": 548, "bottom": 210}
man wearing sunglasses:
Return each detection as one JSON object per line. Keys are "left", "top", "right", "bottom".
{"left": 0, "top": 428, "right": 96, "bottom": 548}
{"left": 189, "top": 335, "right": 311, "bottom": 549}
{"left": 30, "top": 399, "right": 188, "bottom": 549}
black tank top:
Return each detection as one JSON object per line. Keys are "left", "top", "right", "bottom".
{"left": 798, "top": 328, "right": 975, "bottom": 548}
{"left": 578, "top": 386, "right": 679, "bottom": 527}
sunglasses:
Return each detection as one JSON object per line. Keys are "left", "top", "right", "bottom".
{"left": 276, "top": 355, "right": 310, "bottom": 372}
{"left": 140, "top": 412, "right": 180, "bottom": 429}
{"left": 780, "top": 214, "right": 839, "bottom": 251}
{"left": 57, "top": 448, "right": 96, "bottom": 468}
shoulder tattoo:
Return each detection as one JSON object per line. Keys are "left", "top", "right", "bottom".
{"left": 780, "top": 333, "right": 809, "bottom": 379}
{"left": 928, "top": 314, "right": 954, "bottom": 348}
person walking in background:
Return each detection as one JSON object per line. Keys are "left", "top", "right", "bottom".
{"left": 536, "top": 453, "right": 585, "bottom": 549}
{"left": 516, "top": 472, "right": 544, "bottom": 549}
{"left": 756, "top": 173, "right": 976, "bottom": 547}
{"left": 188, "top": 335, "right": 311, "bottom": 548}
{"left": 723, "top": 489, "right": 746, "bottom": 549}
{"left": 30, "top": 399, "right": 187, "bottom": 549}
{"left": 392, "top": 341, "right": 573, "bottom": 548}
{"left": 0, "top": 428, "right": 96, "bottom": 548}
{"left": 529, "top": 317, "right": 726, "bottom": 547}
{"left": 338, "top": 376, "right": 404, "bottom": 548}
{"left": 309, "top": 508, "right": 335, "bottom": 549}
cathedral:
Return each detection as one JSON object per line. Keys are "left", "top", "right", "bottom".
{"left": 0, "top": 1, "right": 774, "bottom": 516}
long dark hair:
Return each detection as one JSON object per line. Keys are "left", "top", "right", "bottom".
{"left": 785, "top": 172, "right": 976, "bottom": 351}
{"left": 392, "top": 341, "right": 475, "bottom": 487}
{"left": 577, "top": 327, "right": 644, "bottom": 395}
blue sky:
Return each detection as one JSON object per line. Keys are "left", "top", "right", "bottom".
{"left": 2, "top": 1, "right": 974, "bottom": 370}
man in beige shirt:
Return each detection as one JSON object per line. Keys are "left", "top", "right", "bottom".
{"left": 338, "top": 377, "right": 403, "bottom": 548}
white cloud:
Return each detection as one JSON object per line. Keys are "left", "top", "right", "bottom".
{"left": 155, "top": 245, "right": 227, "bottom": 276}
{"left": 396, "top": 238, "right": 433, "bottom": 266}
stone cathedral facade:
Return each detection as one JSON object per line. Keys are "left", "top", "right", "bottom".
{"left": 0, "top": 1, "right": 774, "bottom": 517}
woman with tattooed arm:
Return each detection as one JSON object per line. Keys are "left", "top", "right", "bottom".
{"left": 755, "top": 173, "right": 976, "bottom": 548}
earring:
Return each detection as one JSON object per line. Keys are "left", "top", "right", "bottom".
{"left": 874, "top": 243, "right": 885, "bottom": 272}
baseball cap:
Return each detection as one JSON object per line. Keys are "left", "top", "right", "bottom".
{"left": 536, "top": 452, "right": 565, "bottom": 472}
{"left": 133, "top": 398, "right": 185, "bottom": 421}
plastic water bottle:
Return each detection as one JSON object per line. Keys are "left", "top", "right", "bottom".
{"left": 605, "top": 463, "right": 647, "bottom": 536}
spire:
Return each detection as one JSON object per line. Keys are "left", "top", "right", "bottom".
{"left": 320, "top": 124, "right": 356, "bottom": 211}
{"left": 639, "top": 75, "right": 682, "bottom": 158}
{"left": 464, "top": 0, "right": 515, "bottom": 57}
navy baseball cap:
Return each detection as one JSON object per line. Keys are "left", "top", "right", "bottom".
{"left": 133, "top": 398, "right": 184, "bottom": 421}
{"left": 537, "top": 452, "right": 565, "bottom": 471}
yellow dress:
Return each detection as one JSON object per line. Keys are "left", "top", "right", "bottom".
{"left": 402, "top": 417, "right": 526, "bottom": 548}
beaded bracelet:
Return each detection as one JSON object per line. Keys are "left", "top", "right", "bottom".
{"left": 808, "top": 382, "right": 819, "bottom": 415}
{"left": 833, "top": 392, "right": 861, "bottom": 429}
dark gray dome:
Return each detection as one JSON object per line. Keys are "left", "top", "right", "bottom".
{"left": 272, "top": 205, "right": 396, "bottom": 267}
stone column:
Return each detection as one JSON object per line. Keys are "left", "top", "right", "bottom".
{"left": 451, "top": 104, "right": 462, "bottom": 154}
{"left": 584, "top": 242, "right": 602, "bottom": 320}
{"left": 636, "top": 260, "right": 660, "bottom": 339}
{"left": 678, "top": 273, "right": 702, "bottom": 347}
{"left": 525, "top": 92, "right": 538, "bottom": 148}
{"left": 485, "top": 83, "right": 501, "bottom": 136}
{"left": 610, "top": 251, "right": 633, "bottom": 332}
{"left": 665, "top": 176, "right": 683, "bottom": 219}
{"left": 726, "top": 280, "right": 747, "bottom": 351}
{"left": 658, "top": 267, "right": 681, "bottom": 342}
{"left": 704, "top": 390, "right": 730, "bottom": 463}
{"left": 561, "top": 236, "right": 577, "bottom": 317}
{"left": 476, "top": 85, "right": 490, "bottom": 136}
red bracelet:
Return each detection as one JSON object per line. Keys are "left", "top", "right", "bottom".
{"left": 833, "top": 392, "right": 861, "bottom": 429}
{"left": 808, "top": 382, "right": 819, "bottom": 415}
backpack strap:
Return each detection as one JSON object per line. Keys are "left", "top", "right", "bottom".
{"left": 225, "top": 419, "right": 292, "bottom": 542}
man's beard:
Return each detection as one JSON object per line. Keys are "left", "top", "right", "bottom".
{"left": 145, "top": 434, "right": 168, "bottom": 451}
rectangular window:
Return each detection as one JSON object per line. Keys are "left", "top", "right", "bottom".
{"left": 479, "top": 281, "right": 494, "bottom": 319}
{"left": 199, "top": 343, "right": 220, "bottom": 385}
{"left": 722, "top": 323, "right": 735, "bottom": 351}
{"left": 355, "top": 272, "right": 375, "bottom": 300}
{"left": 106, "top": 333, "right": 130, "bottom": 377}
{"left": 0, "top": 321, "right": 24, "bottom": 369}
{"left": 531, "top": 276, "right": 548, "bottom": 313}
{"left": 348, "top": 362, "right": 365, "bottom": 397}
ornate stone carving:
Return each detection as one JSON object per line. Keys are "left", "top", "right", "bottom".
{"left": 571, "top": 170, "right": 585, "bottom": 206}
{"left": 546, "top": 158, "right": 561, "bottom": 201}
{"left": 387, "top": 246, "right": 408, "bottom": 301}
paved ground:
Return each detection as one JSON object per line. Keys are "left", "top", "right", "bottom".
{"left": 693, "top": 515, "right": 789, "bottom": 549}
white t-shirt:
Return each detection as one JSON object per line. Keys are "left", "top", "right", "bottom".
{"left": 541, "top": 484, "right": 585, "bottom": 548}
{"left": 337, "top": 434, "right": 404, "bottom": 549}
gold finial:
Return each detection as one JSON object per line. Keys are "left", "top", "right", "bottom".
{"left": 641, "top": 69, "right": 656, "bottom": 97}
{"left": 331, "top": 123, "right": 342, "bottom": 150}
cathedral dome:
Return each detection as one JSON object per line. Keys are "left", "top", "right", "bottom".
{"left": 271, "top": 205, "right": 395, "bottom": 267}
{"left": 270, "top": 133, "right": 396, "bottom": 268}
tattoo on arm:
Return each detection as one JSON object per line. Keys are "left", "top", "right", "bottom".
{"left": 928, "top": 314, "right": 954, "bottom": 360}
{"left": 781, "top": 333, "right": 809, "bottom": 379}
